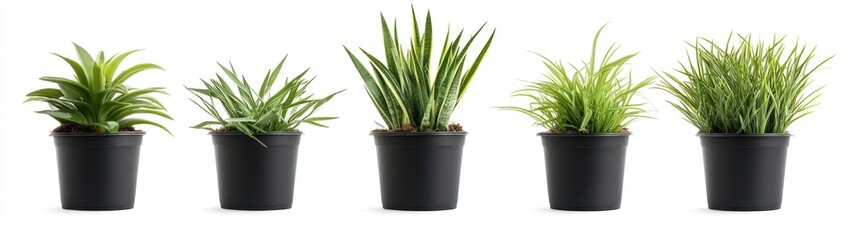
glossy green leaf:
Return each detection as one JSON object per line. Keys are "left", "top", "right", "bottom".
{"left": 27, "top": 44, "right": 171, "bottom": 133}
{"left": 119, "top": 118, "right": 171, "bottom": 135}
{"left": 112, "top": 63, "right": 163, "bottom": 87}
{"left": 26, "top": 88, "right": 63, "bottom": 98}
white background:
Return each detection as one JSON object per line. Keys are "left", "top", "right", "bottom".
{"left": 2, "top": 0, "right": 852, "bottom": 239}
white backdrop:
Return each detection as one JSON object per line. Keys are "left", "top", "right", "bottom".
{"left": 2, "top": 0, "right": 852, "bottom": 239}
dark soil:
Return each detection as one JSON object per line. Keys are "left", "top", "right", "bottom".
{"left": 52, "top": 122, "right": 137, "bottom": 133}
{"left": 448, "top": 123, "right": 464, "bottom": 132}
{"left": 548, "top": 128, "right": 629, "bottom": 134}
{"left": 372, "top": 123, "right": 465, "bottom": 133}
{"left": 213, "top": 127, "right": 302, "bottom": 133}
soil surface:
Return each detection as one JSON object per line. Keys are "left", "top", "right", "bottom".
{"left": 547, "top": 128, "right": 629, "bottom": 134}
{"left": 448, "top": 123, "right": 464, "bottom": 132}
{"left": 213, "top": 127, "right": 302, "bottom": 133}
{"left": 52, "top": 122, "right": 137, "bottom": 133}
{"left": 372, "top": 123, "right": 465, "bottom": 133}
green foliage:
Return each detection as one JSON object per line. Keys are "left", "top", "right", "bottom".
{"left": 658, "top": 33, "right": 831, "bottom": 134}
{"left": 26, "top": 43, "right": 171, "bottom": 133}
{"left": 501, "top": 25, "right": 654, "bottom": 134}
{"left": 187, "top": 56, "right": 344, "bottom": 145}
{"left": 344, "top": 7, "right": 495, "bottom": 131}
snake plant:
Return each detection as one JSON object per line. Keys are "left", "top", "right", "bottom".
{"left": 345, "top": 7, "right": 495, "bottom": 132}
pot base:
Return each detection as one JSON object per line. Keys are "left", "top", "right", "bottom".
{"left": 709, "top": 205, "right": 780, "bottom": 211}
{"left": 221, "top": 204, "right": 293, "bottom": 211}
{"left": 550, "top": 205, "right": 620, "bottom": 211}
{"left": 383, "top": 205, "right": 457, "bottom": 211}
{"left": 62, "top": 205, "right": 134, "bottom": 211}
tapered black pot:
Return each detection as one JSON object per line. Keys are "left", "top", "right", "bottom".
{"left": 372, "top": 132, "right": 466, "bottom": 211}
{"left": 52, "top": 132, "right": 144, "bottom": 210}
{"left": 539, "top": 133, "right": 630, "bottom": 211}
{"left": 700, "top": 134, "right": 790, "bottom": 211}
{"left": 211, "top": 132, "right": 301, "bottom": 210}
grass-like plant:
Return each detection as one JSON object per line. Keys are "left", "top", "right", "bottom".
{"left": 187, "top": 56, "right": 344, "bottom": 145}
{"left": 26, "top": 43, "right": 171, "bottom": 133}
{"left": 658, "top": 34, "right": 831, "bottom": 134}
{"left": 501, "top": 26, "right": 654, "bottom": 134}
{"left": 344, "top": 7, "right": 495, "bottom": 132}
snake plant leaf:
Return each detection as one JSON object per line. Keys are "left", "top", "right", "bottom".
{"left": 345, "top": 7, "right": 495, "bottom": 132}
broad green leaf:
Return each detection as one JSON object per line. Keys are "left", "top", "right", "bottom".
{"left": 37, "top": 110, "right": 88, "bottom": 125}
{"left": 30, "top": 45, "right": 171, "bottom": 134}
{"left": 73, "top": 43, "right": 95, "bottom": 79}
{"left": 51, "top": 53, "right": 89, "bottom": 87}
{"left": 104, "top": 49, "right": 142, "bottom": 83}
{"left": 120, "top": 118, "right": 172, "bottom": 135}
{"left": 39, "top": 76, "right": 89, "bottom": 100}
{"left": 91, "top": 64, "right": 105, "bottom": 94}
{"left": 112, "top": 63, "right": 163, "bottom": 87}
{"left": 105, "top": 121, "right": 120, "bottom": 132}
{"left": 26, "top": 88, "right": 63, "bottom": 98}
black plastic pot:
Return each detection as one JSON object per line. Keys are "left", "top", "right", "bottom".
{"left": 700, "top": 134, "right": 790, "bottom": 211}
{"left": 212, "top": 132, "right": 301, "bottom": 210}
{"left": 373, "top": 132, "right": 466, "bottom": 211}
{"left": 52, "top": 132, "right": 144, "bottom": 210}
{"left": 539, "top": 133, "right": 630, "bottom": 211}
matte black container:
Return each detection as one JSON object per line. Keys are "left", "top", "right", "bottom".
{"left": 52, "top": 132, "right": 144, "bottom": 210}
{"left": 212, "top": 132, "right": 301, "bottom": 210}
{"left": 700, "top": 134, "right": 790, "bottom": 211}
{"left": 372, "top": 132, "right": 466, "bottom": 211}
{"left": 539, "top": 133, "right": 630, "bottom": 211}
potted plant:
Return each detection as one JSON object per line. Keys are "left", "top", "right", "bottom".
{"left": 658, "top": 34, "right": 831, "bottom": 211}
{"left": 501, "top": 25, "right": 654, "bottom": 211}
{"left": 187, "top": 55, "right": 343, "bottom": 210}
{"left": 26, "top": 44, "right": 171, "bottom": 210}
{"left": 344, "top": 8, "right": 495, "bottom": 211}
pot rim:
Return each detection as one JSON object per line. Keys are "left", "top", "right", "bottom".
{"left": 370, "top": 131, "right": 467, "bottom": 136}
{"left": 697, "top": 133, "right": 791, "bottom": 137}
{"left": 537, "top": 132, "right": 631, "bottom": 137}
{"left": 208, "top": 131, "right": 303, "bottom": 136}
{"left": 50, "top": 131, "right": 146, "bottom": 137}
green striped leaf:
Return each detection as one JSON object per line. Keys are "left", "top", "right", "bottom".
{"left": 345, "top": 8, "right": 494, "bottom": 131}
{"left": 187, "top": 56, "right": 343, "bottom": 146}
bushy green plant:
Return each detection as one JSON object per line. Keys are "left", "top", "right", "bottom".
{"left": 344, "top": 8, "right": 495, "bottom": 132}
{"left": 187, "top": 56, "right": 343, "bottom": 145}
{"left": 501, "top": 26, "right": 654, "bottom": 134}
{"left": 26, "top": 43, "right": 171, "bottom": 133}
{"left": 658, "top": 34, "right": 831, "bottom": 134}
